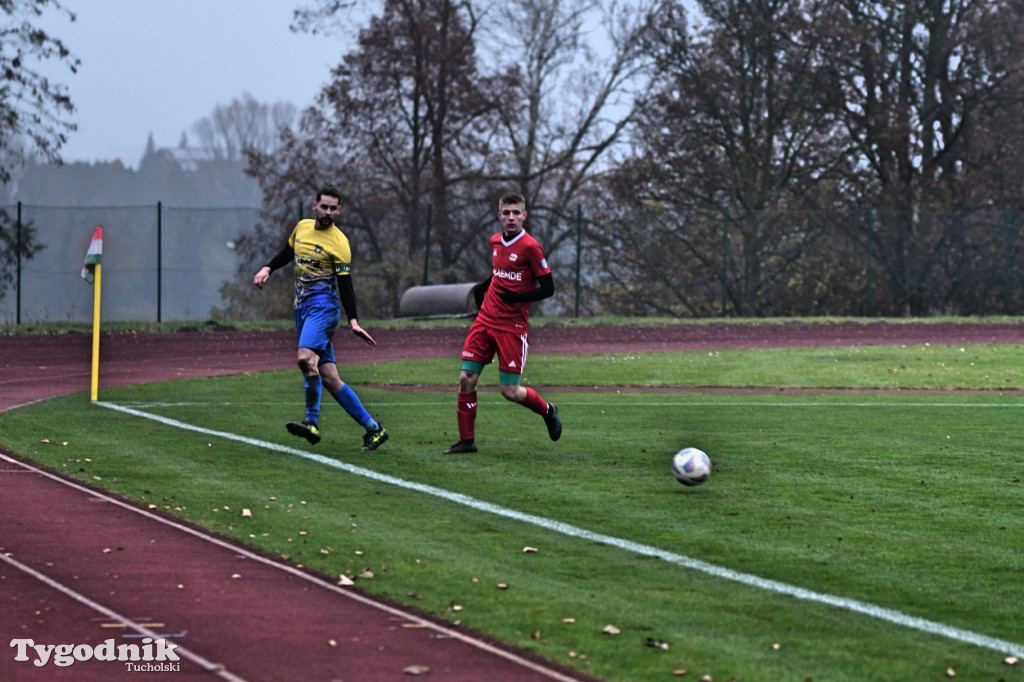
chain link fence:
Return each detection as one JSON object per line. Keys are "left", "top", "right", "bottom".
{"left": 2, "top": 204, "right": 257, "bottom": 325}
{"left": 5, "top": 203, "right": 1024, "bottom": 325}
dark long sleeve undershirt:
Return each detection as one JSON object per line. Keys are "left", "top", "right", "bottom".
{"left": 265, "top": 243, "right": 292, "bottom": 272}
{"left": 336, "top": 273, "right": 358, "bottom": 321}
{"left": 494, "top": 273, "right": 555, "bottom": 304}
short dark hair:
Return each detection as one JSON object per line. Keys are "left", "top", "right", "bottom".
{"left": 316, "top": 184, "right": 341, "bottom": 203}
{"left": 498, "top": 191, "right": 525, "bottom": 209}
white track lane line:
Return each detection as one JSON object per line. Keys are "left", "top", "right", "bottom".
{"left": 0, "top": 547, "right": 247, "bottom": 681}
{"left": 0, "top": 452, "right": 588, "bottom": 682}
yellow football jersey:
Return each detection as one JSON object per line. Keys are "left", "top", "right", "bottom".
{"left": 287, "top": 219, "right": 351, "bottom": 308}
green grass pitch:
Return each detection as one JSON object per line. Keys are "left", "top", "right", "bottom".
{"left": 1, "top": 343, "right": 1023, "bottom": 681}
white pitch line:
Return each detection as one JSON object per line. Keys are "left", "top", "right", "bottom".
{"left": 116, "top": 399, "right": 1024, "bottom": 409}
{"left": 96, "top": 401, "right": 1024, "bottom": 659}
{"left": 593, "top": 401, "right": 1024, "bottom": 405}
{"left": 0, "top": 550, "right": 248, "bottom": 682}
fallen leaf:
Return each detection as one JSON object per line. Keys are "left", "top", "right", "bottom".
{"left": 451, "top": 604, "right": 464, "bottom": 612}
{"left": 562, "top": 618, "right": 575, "bottom": 624}
{"left": 496, "top": 583, "right": 509, "bottom": 590}
{"left": 1005, "top": 657, "right": 1019, "bottom": 666}
{"left": 523, "top": 546, "right": 538, "bottom": 553}
{"left": 672, "top": 670, "right": 687, "bottom": 677}
{"left": 946, "top": 669, "right": 956, "bottom": 678}
{"left": 337, "top": 575, "right": 354, "bottom": 586}
{"left": 241, "top": 509, "right": 252, "bottom": 517}
{"left": 602, "top": 624, "right": 621, "bottom": 635}
{"left": 644, "top": 637, "right": 669, "bottom": 650}
{"left": 358, "top": 570, "right": 374, "bottom": 579}
{"left": 402, "top": 664, "right": 431, "bottom": 675}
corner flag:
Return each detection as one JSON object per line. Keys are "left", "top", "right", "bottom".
{"left": 82, "top": 226, "right": 103, "bottom": 283}
{"left": 82, "top": 226, "right": 104, "bottom": 401}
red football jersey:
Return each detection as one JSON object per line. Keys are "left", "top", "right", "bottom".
{"left": 476, "top": 230, "right": 551, "bottom": 332}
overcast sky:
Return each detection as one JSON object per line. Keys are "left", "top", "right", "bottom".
{"left": 33, "top": 0, "right": 345, "bottom": 168}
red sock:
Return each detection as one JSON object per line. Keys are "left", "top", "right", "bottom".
{"left": 457, "top": 391, "right": 477, "bottom": 441}
{"left": 520, "top": 387, "right": 548, "bottom": 415}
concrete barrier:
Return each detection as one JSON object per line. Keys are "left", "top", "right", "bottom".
{"left": 398, "top": 282, "right": 479, "bottom": 318}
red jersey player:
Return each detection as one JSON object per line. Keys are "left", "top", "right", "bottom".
{"left": 444, "top": 192, "right": 562, "bottom": 454}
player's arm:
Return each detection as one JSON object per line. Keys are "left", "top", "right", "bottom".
{"left": 253, "top": 243, "right": 293, "bottom": 288}
{"left": 337, "top": 273, "right": 376, "bottom": 346}
{"left": 496, "top": 273, "right": 554, "bottom": 304}
{"left": 472, "top": 276, "right": 491, "bottom": 308}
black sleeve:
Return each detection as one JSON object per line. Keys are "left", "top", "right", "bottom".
{"left": 496, "top": 273, "right": 554, "bottom": 304}
{"left": 265, "top": 243, "right": 293, "bottom": 272}
{"left": 336, "top": 274, "right": 358, "bottom": 321}
{"left": 472, "top": 276, "right": 491, "bottom": 308}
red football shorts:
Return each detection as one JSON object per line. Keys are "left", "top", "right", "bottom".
{"left": 460, "top": 321, "right": 529, "bottom": 377}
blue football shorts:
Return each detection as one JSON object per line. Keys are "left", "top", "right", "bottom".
{"left": 294, "top": 298, "right": 341, "bottom": 366}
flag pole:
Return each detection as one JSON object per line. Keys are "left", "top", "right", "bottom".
{"left": 90, "top": 262, "right": 102, "bottom": 401}
{"left": 82, "top": 225, "right": 104, "bottom": 402}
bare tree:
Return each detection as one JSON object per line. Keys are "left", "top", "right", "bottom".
{"left": 484, "top": 0, "right": 657, "bottom": 260}
{"left": 830, "top": 0, "right": 1024, "bottom": 314}
{"left": 0, "top": 0, "right": 78, "bottom": 305}
{"left": 0, "top": 0, "right": 78, "bottom": 181}
{"left": 595, "top": 0, "right": 851, "bottom": 316}
{"left": 239, "top": 0, "right": 507, "bottom": 318}
{"left": 191, "top": 92, "right": 296, "bottom": 162}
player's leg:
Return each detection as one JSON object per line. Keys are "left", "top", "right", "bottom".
{"left": 286, "top": 302, "right": 339, "bottom": 445}
{"left": 445, "top": 366, "right": 482, "bottom": 453}
{"left": 320, "top": 360, "right": 388, "bottom": 451}
{"left": 444, "top": 323, "right": 491, "bottom": 454}
{"left": 286, "top": 345, "right": 325, "bottom": 444}
{"left": 496, "top": 331, "right": 561, "bottom": 442}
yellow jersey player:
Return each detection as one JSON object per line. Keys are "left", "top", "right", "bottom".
{"left": 253, "top": 184, "right": 388, "bottom": 451}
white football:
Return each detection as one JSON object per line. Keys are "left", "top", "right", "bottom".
{"left": 671, "top": 447, "right": 711, "bottom": 486}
